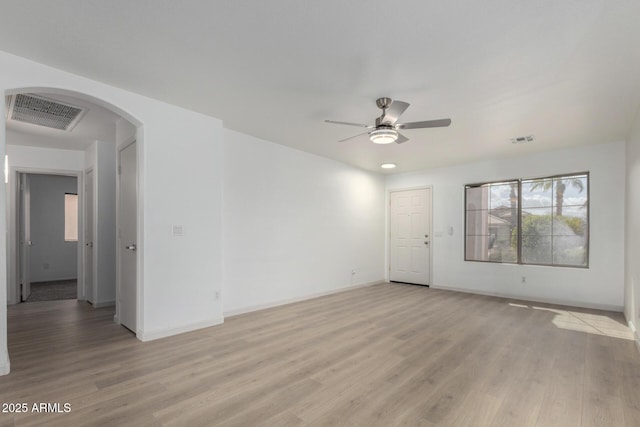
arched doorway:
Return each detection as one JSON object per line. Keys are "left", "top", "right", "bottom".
{"left": 4, "top": 87, "right": 143, "bottom": 340}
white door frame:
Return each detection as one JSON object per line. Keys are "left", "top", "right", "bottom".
{"left": 7, "top": 167, "right": 84, "bottom": 304}
{"left": 84, "top": 167, "right": 96, "bottom": 303}
{"left": 115, "top": 137, "right": 141, "bottom": 333}
{"left": 386, "top": 185, "right": 433, "bottom": 286}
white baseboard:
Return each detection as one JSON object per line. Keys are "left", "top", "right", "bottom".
{"left": 92, "top": 300, "right": 115, "bottom": 308}
{"left": 0, "top": 350, "right": 10, "bottom": 376}
{"left": 137, "top": 316, "right": 225, "bottom": 342}
{"left": 431, "top": 284, "right": 624, "bottom": 312}
{"left": 224, "top": 280, "right": 384, "bottom": 318}
{"left": 629, "top": 318, "right": 640, "bottom": 353}
{"left": 31, "top": 277, "right": 78, "bottom": 284}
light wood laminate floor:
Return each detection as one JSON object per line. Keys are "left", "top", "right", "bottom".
{"left": 1, "top": 283, "right": 639, "bottom": 426}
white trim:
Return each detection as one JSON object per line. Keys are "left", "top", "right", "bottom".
{"left": 7, "top": 167, "right": 83, "bottom": 305}
{"left": 628, "top": 318, "right": 640, "bottom": 353}
{"left": 0, "top": 350, "right": 9, "bottom": 376}
{"left": 431, "top": 283, "right": 624, "bottom": 312}
{"left": 92, "top": 300, "right": 115, "bottom": 308}
{"left": 137, "top": 316, "right": 224, "bottom": 342}
{"left": 224, "top": 280, "right": 383, "bottom": 318}
{"left": 83, "top": 166, "right": 95, "bottom": 303}
{"left": 30, "top": 277, "right": 78, "bottom": 283}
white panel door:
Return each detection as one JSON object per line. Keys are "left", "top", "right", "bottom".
{"left": 389, "top": 188, "right": 431, "bottom": 285}
{"left": 119, "top": 142, "right": 137, "bottom": 332}
{"left": 84, "top": 169, "right": 95, "bottom": 303}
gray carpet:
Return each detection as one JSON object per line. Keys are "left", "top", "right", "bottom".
{"left": 24, "top": 280, "right": 77, "bottom": 302}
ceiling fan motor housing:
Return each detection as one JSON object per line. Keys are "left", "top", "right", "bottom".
{"left": 376, "top": 97, "right": 393, "bottom": 110}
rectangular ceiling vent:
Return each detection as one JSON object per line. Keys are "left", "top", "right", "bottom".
{"left": 7, "top": 94, "right": 86, "bottom": 131}
{"left": 510, "top": 135, "right": 535, "bottom": 144}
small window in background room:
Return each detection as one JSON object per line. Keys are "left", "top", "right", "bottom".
{"left": 64, "top": 193, "right": 78, "bottom": 242}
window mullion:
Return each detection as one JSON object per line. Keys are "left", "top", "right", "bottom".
{"left": 517, "top": 179, "right": 522, "bottom": 265}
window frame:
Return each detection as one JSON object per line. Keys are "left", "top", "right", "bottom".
{"left": 464, "top": 172, "right": 590, "bottom": 269}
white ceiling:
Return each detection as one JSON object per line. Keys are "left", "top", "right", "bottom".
{"left": 0, "top": 0, "right": 639, "bottom": 173}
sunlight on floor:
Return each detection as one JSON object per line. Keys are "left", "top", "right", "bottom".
{"left": 508, "top": 302, "right": 634, "bottom": 340}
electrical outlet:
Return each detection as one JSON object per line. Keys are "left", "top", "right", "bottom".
{"left": 43, "top": 263, "right": 50, "bottom": 270}
{"left": 521, "top": 276, "right": 526, "bottom": 284}
{"left": 351, "top": 269, "right": 357, "bottom": 275}
{"left": 214, "top": 291, "right": 220, "bottom": 301}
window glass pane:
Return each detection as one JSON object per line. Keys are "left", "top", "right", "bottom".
{"left": 522, "top": 235, "right": 552, "bottom": 264}
{"left": 522, "top": 179, "right": 553, "bottom": 208}
{"left": 521, "top": 208, "right": 552, "bottom": 235}
{"left": 552, "top": 214, "right": 587, "bottom": 236}
{"left": 466, "top": 209, "right": 488, "bottom": 236}
{"left": 64, "top": 193, "right": 78, "bottom": 242}
{"left": 466, "top": 235, "right": 490, "bottom": 261}
{"left": 466, "top": 186, "right": 488, "bottom": 211}
{"left": 489, "top": 183, "right": 513, "bottom": 211}
{"left": 553, "top": 236, "right": 587, "bottom": 266}
{"left": 522, "top": 174, "right": 588, "bottom": 267}
{"left": 465, "top": 181, "right": 517, "bottom": 263}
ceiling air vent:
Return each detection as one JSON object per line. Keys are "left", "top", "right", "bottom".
{"left": 510, "top": 135, "right": 535, "bottom": 144}
{"left": 6, "top": 94, "right": 86, "bottom": 131}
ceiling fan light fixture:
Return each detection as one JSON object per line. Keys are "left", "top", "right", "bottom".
{"left": 369, "top": 128, "right": 398, "bottom": 144}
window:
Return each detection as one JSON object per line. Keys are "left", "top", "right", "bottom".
{"left": 64, "top": 193, "right": 78, "bottom": 242}
{"left": 465, "top": 173, "right": 589, "bottom": 268}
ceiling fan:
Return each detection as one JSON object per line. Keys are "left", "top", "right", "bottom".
{"left": 325, "top": 97, "right": 451, "bottom": 144}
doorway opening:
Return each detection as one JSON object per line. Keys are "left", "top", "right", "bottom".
{"left": 16, "top": 172, "right": 81, "bottom": 303}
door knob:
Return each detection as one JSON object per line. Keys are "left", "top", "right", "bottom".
{"left": 125, "top": 244, "right": 137, "bottom": 251}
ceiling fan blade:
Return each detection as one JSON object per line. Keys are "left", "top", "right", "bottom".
{"left": 380, "top": 100, "right": 410, "bottom": 125}
{"left": 397, "top": 118, "right": 451, "bottom": 129}
{"left": 395, "top": 133, "right": 409, "bottom": 144}
{"left": 325, "top": 120, "right": 373, "bottom": 128}
{"left": 338, "top": 132, "right": 370, "bottom": 143}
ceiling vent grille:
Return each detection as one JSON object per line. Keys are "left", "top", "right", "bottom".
{"left": 6, "top": 94, "right": 86, "bottom": 131}
{"left": 510, "top": 135, "right": 535, "bottom": 144}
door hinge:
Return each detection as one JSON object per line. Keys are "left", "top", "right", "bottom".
{"left": 118, "top": 165, "right": 121, "bottom": 175}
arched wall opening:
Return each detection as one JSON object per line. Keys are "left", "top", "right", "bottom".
{"left": 0, "top": 53, "right": 225, "bottom": 378}
{"left": 2, "top": 86, "right": 145, "bottom": 374}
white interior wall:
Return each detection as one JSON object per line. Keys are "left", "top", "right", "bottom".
{"left": 223, "top": 129, "right": 385, "bottom": 315}
{"left": 28, "top": 174, "right": 78, "bottom": 282}
{"left": 625, "top": 107, "right": 640, "bottom": 347}
{"left": 1, "top": 50, "right": 224, "bottom": 375}
{"left": 386, "top": 141, "right": 626, "bottom": 310}
{"left": 7, "top": 136, "right": 85, "bottom": 170}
